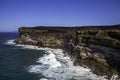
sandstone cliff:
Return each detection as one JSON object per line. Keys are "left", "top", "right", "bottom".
{"left": 14, "top": 25, "right": 120, "bottom": 79}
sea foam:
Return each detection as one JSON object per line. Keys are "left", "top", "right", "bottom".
{"left": 5, "top": 39, "right": 15, "bottom": 45}
{"left": 6, "top": 39, "right": 107, "bottom": 80}
{"left": 37, "top": 51, "right": 61, "bottom": 68}
{"left": 28, "top": 49, "right": 107, "bottom": 80}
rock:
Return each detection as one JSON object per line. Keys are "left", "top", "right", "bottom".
{"left": 14, "top": 25, "right": 120, "bottom": 78}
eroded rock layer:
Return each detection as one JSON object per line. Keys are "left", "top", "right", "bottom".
{"left": 14, "top": 25, "right": 120, "bottom": 79}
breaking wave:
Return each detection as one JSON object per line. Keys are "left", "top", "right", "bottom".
{"left": 6, "top": 39, "right": 107, "bottom": 80}
{"left": 27, "top": 49, "right": 107, "bottom": 80}
{"left": 5, "top": 39, "right": 15, "bottom": 45}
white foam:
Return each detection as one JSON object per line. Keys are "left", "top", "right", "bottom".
{"left": 37, "top": 51, "right": 61, "bottom": 68}
{"left": 39, "top": 78, "right": 48, "bottom": 80}
{"left": 28, "top": 48, "right": 107, "bottom": 80}
{"left": 6, "top": 39, "right": 118, "bottom": 80}
{"left": 5, "top": 39, "right": 15, "bottom": 45}
{"left": 5, "top": 39, "right": 52, "bottom": 50}
{"left": 6, "top": 39, "right": 107, "bottom": 80}
{"left": 110, "top": 75, "right": 118, "bottom": 80}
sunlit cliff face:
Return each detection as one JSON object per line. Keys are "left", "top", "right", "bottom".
{"left": 14, "top": 26, "right": 120, "bottom": 79}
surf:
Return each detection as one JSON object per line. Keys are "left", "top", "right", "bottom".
{"left": 6, "top": 39, "right": 108, "bottom": 80}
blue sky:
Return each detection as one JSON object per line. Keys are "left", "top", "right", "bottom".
{"left": 0, "top": 0, "right": 120, "bottom": 32}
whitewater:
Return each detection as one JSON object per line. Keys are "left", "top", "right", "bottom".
{"left": 6, "top": 40, "right": 107, "bottom": 80}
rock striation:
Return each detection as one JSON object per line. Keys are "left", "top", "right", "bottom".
{"left": 14, "top": 25, "right": 120, "bottom": 79}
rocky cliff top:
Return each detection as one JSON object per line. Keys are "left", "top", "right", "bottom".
{"left": 18, "top": 25, "right": 120, "bottom": 50}
{"left": 14, "top": 25, "right": 120, "bottom": 79}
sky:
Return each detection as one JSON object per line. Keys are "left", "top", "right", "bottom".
{"left": 0, "top": 0, "right": 120, "bottom": 32}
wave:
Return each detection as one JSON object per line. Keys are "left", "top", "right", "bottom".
{"left": 4, "top": 39, "right": 15, "bottom": 45}
{"left": 6, "top": 39, "right": 107, "bottom": 80}
{"left": 5, "top": 39, "right": 51, "bottom": 50}
{"left": 27, "top": 49, "right": 107, "bottom": 80}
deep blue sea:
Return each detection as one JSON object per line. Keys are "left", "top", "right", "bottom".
{"left": 0, "top": 32, "right": 107, "bottom": 80}
{"left": 0, "top": 32, "right": 45, "bottom": 80}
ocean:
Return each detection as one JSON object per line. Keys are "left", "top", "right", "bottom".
{"left": 0, "top": 32, "right": 107, "bottom": 80}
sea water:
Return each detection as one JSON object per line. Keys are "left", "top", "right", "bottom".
{"left": 0, "top": 32, "right": 107, "bottom": 80}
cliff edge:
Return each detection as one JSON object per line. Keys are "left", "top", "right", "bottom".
{"left": 14, "top": 25, "right": 120, "bottom": 79}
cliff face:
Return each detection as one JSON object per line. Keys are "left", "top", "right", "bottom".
{"left": 15, "top": 27, "right": 67, "bottom": 48}
{"left": 14, "top": 25, "right": 120, "bottom": 79}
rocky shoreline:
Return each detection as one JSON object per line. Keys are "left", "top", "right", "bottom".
{"left": 14, "top": 25, "right": 120, "bottom": 79}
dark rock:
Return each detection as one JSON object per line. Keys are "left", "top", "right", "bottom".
{"left": 14, "top": 25, "right": 120, "bottom": 78}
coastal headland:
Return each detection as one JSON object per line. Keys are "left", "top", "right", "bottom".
{"left": 14, "top": 25, "right": 120, "bottom": 79}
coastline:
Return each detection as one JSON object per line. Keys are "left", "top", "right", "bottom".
{"left": 9, "top": 25, "right": 120, "bottom": 80}
{"left": 6, "top": 39, "right": 108, "bottom": 80}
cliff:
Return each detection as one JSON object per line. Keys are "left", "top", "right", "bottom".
{"left": 14, "top": 25, "right": 120, "bottom": 79}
